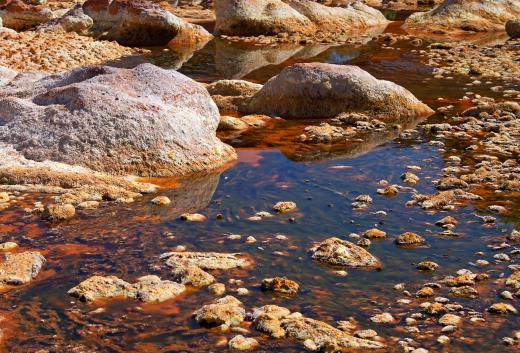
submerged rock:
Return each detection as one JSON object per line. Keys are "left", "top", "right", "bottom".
{"left": 245, "top": 63, "right": 433, "bottom": 120}
{"left": 161, "top": 251, "right": 252, "bottom": 270}
{"left": 0, "top": 64, "right": 236, "bottom": 178}
{"left": 68, "top": 275, "right": 185, "bottom": 302}
{"left": 404, "top": 0, "right": 520, "bottom": 34}
{"left": 309, "top": 237, "right": 381, "bottom": 268}
{"left": 83, "top": 0, "right": 212, "bottom": 46}
{"left": 193, "top": 295, "right": 246, "bottom": 327}
{"left": 0, "top": 251, "right": 45, "bottom": 286}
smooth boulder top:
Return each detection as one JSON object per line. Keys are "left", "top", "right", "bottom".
{"left": 214, "top": 0, "right": 388, "bottom": 37}
{"left": 214, "top": 0, "right": 315, "bottom": 36}
{"left": 0, "top": 63, "right": 236, "bottom": 177}
{"left": 404, "top": 0, "right": 520, "bottom": 33}
{"left": 285, "top": 0, "right": 389, "bottom": 32}
{"left": 246, "top": 62, "right": 434, "bottom": 120}
{"left": 83, "top": 0, "right": 213, "bottom": 46}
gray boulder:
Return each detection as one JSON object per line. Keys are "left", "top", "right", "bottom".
{"left": 246, "top": 63, "right": 434, "bottom": 120}
{"left": 0, "top": 63, "right": 236, "bottom": 177}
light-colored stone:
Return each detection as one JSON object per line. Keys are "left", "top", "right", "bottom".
{"left": 246, "top": 63, "right": 433, "bottom": 120}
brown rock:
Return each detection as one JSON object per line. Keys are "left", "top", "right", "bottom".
{"left": 261, "top": 277, "right": 299, "bottom": 295}
{"left": 0, "top": 251, "right": 45, "bottom": 286}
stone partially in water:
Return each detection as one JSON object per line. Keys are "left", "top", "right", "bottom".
{"left": 228, "top": 335, "right": 259, "bottom": 350}
{"left": 310, "top": 237, "right": 381, "bottom": 268}
{"left": 193, "top": 295, "right": 246, "bottom": 327}
{"left": 246, "top": 63, "right": 433, "bottom": 120}
{"left": 214, "top": 0, "right": 316, "bottom": 37}
{"left": 281, "top": 316, "right": 385, "bottom": 350}
{"left": 0, "top": 251, "right": 45, "bottom": 286}
{"left": 404, "top": 0, "right": 520, "bottom": 34}
{"left": 273, "top": 201, "right": 297, "bottom": 213}
{"left": 0, "top": 64, "right": 236, "bottom": 178}
{"left": 161, "top": 251, "right": 252, "bottom": 270}
{"left": 488, "top": 303, "right": 518, "bottom": 315}
{"left": 363, "top": 228, "right": 387, "bottom": 239}
{"left": 133, "top": 275, "right": 186, "bottom": 303}
{"left": 43, "top": 203, "right": 76, "bottom": 221}
{"left": 414, "top": 189, "right": 482, "bottom": 210}
{"left": 395, "top": 232, "right": 426, "bottom": 247}
{"left": 68, "top": 275, "right": 185, "bottom": 302}
{"left": 151, "top": 196, "right": 171, "bottom": 206}
{"left": 261, "top": 277, "right": 299, "bottom": 295}
{"left": 0, "top": 242, "right": 18, "bottom": 251}
{"left": 171, "top": 263, "right": 215, "bottom": 287}
{"left": 369, "top": 312, "right": 395, "bottom": 324}
{"left": 214, "top": 0, "right": 388, "bottom": 37}
{"left": 218, "top": 116, "right": 249, "bottom": 131}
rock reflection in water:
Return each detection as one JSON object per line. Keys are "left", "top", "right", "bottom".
{"left": 223, "top": 114, "right": 427, "bottom": 163}
{"left": 140, "top": 171, "right": 222, "bottom": 220}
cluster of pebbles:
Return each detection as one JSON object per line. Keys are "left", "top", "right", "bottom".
{"left": 425, "top": 40, "right": 520, "bottom": 82}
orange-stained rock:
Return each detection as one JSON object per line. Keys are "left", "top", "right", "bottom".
{"left": 0, "top": 0, "right": 53, "bottom": 30}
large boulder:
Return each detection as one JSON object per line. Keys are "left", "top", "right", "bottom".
{"left": 245, "top": 63, "right": 433, "bottom": 120}
{"left": 284, "top": 0, "right": 388, "bottom": 33}
{"left": 0, "top": 0, "right": 54, "bottom": 30}
{"left": 404, "top": 0, "right": 520, "bottom": 33}
{"left": 82, "top": 0, "right": 212, "bottom": 46}
{"left": 0, "top": 63, "right": 236, "bottom": 177}
{"left": 506, "top": 18, "right": 520, "bottom": 38}
{"left": 214, "top": 0, "right": 316, "bottom": 36}
{"left": 214, "top": 0, "right": 387, "bottom": 37}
